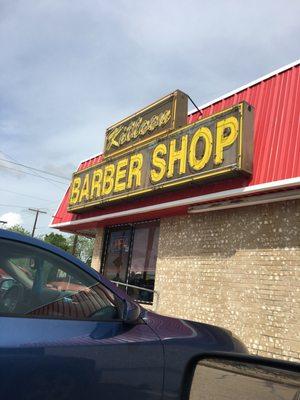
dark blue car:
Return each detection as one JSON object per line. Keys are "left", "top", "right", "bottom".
{"left": 0, "top": 229, "right": 247, "bottom": 399}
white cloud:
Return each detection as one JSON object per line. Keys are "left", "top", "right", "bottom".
{"left": 0, "top": 212, "right": 23, "bottom": 228}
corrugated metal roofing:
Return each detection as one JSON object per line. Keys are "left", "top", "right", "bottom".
{"left": 52, "top": 62, "right": 300, "bottom": 231}
{"left": 78, "top": 154, "right": 103, "bottom": 171}
{"left": 188, "top": 63, "right": 300, "bottom": 182}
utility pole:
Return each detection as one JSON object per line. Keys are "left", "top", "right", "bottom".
{"left": 28, "top": 208, "right": 47, "bottom": 237}
{"left": 0, "top": 220, "right": 7, "bottom": 228}
{"left": 72, "top": 234, "right": 78, "bottom": 256}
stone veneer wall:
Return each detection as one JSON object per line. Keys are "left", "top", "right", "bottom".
{"left": 154, "top": 200, "right": 300, "bottom": 362}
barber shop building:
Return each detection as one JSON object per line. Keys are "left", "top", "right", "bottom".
{"left": 51, "top": 61, "right": 300, "bottom": 362}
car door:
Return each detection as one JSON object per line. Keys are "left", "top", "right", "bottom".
{"left": 0, "top": 234, "right": 164, "bottom": 400}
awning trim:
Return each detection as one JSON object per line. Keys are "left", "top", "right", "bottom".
{"left": 50, "top": 177, "right": 300, "bottom": 229}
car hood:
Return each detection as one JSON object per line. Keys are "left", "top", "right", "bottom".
{"left": 142, "top": 310, "right": 248, "bottom": 354}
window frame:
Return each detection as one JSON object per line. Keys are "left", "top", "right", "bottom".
{"left": 101, "top": 219, "right": 160, "bottom": 304}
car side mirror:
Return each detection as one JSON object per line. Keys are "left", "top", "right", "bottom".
{"left": 123, "top": 300, "right": 141, "bottom": 324}
{"left": 188, "top": 355, "right": 300, "bottom": 400}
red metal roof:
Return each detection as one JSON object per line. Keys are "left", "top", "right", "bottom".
{"left": 52, "top": 62, "right": 300, "bottom": 233}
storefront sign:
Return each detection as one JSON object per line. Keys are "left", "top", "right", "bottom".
{"left": 68, "top": 102, "right": 253, "bottom": 212}
{"left": 104, "top": 90, "right": 188, "bottom": 157}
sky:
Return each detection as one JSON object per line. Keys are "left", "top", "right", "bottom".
{"left": 0, "top": 0, "right": 299, "bottom": 236}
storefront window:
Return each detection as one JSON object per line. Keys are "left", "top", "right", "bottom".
{"left": 102, "top": 220, "right": 160, "bottom": 304}
{"left": 101, "top": 227, "right": 131, "bottom": 283}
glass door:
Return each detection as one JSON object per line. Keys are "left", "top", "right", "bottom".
{"left": 102, "top": 220, "right": 160, "bottom": 304}
{"left": 127, "top": 221, "right": 159, "bottom": 303}
{"left": 102, "top": 227, "right": 132, "bottom": 284}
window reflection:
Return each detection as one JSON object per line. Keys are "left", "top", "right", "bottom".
{"left": 127, "top": 222, "right": 159, "bottom": 303}
{"left": 102, "top": 229, "right": 131, "bottom": 283}
{"left": 102, "top": 221, "right": 160, "bottom": 304}
{"left": 0, "top": 239, "right": 120, "bottom": 321}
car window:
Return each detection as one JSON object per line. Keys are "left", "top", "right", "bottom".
{"left": 0, "top": 238, "right": 122, "bottom": 321}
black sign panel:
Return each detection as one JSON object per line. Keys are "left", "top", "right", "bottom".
{"left": 104, "top": 90, "right": 188, "bottom": 157}
{"left": 68, "top": 102, "right": 253, "bottom": 212}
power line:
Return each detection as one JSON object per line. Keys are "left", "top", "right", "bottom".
{"left": 0, "top": 150, "right": 69, "bottom": 190}
{"left": 0, "top": 189, "right": 58, "bottom": 203}
{"left": 0, "top": 205, "right": 50, "bottom": 213}
{"left": 0, "top": 164, "right": 67, "bottom": 186}
{"left": 0, "top": 204, "right": 33, "bottom": 208}
{"left": 0, "top": 158, "right": 70, "bottom": 181}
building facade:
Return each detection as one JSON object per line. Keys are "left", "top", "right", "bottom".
{"left": 51, "top": 61, "right": 300, "bottom": 361}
